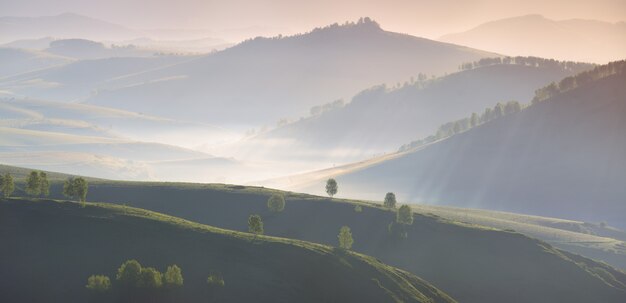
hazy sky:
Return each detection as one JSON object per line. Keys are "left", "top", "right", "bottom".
{"left": 2, "top": 0, "right": 625, "bottom": 38}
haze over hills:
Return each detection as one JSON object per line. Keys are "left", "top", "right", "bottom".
{"left": 0, "top": 13, "right": 141, "bottom": 43}
{"left": 236, "top": 58, "right": 593, "bottom": 164}
{"left": 440, "top": 14, "right": 626, "bottom": 63}
{"left": 84, "top": 18, "right": 496, "bottom": 128}
{"left": 283, "top": 62, "right": 626, "bottom": 228}
{"left": 0, "top": 47, "right": 74, "bottom": 78}
{"left": 0, "top": 54, "right": 198, "bottom": 102}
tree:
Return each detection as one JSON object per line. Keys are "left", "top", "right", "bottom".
{"left": 1, "top": 173, "right": 14, "bottom": 199}
{"left": 117, "top": 259, "right": 143, "bottom": 287}
{"left": 383, "top": 192, "right": 397, "bottom": 208}
{"left": 138, "top": 267, "right": 163, "bottom": 288}
{"left": 25, "top": 171, "right": 42, "bottom": 196}
{"left": 207, "top": 273, "right": 225, "bottom": 287}
{"left": 338, "top": 226, "right": 354, "bottom": 250}
{"left": 39, "top": 172, "right": 50, "bottom": 197}
{"left": 325, "top": 178, "right": 338, "bottom": 197}
{"left": 470, "top": 112, "right": 480, "bottom": 127}
{"left": 164, "top": 265, "right": 183, "bottom": 288}
{"left": 63, "top": 177, "right": 88, "bottom": 204}
{"left": 248, "top": 214, "right": 264, "bottom": 235}
{"left": 397, "top": 205, "right": 414, "bottom": 225}
{"left": 86, "top": 275, "right": 111, "bottom": 292}
{"left": 267, "top": 194, "right": 285, "bottom": 212}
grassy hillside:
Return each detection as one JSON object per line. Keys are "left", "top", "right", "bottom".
{"left": 27, "top": 180, "right": 626, "bottom": 303}
{"left": 0, "top": 198, "right": 455, "bottom": 303}
{"left": 236, "top": 61, "right": 592, "bottom": 164}
{"left": 83, "top": 18, "right": 495, "bottom": 127}
{"left": 287, "top": 62, "right": 626, "bottom": 229}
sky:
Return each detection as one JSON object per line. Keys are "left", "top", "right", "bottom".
{"left": 1, "top": 0, "right": 625, "bottom": 39}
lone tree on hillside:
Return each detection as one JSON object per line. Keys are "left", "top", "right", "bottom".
{"left": 39, "top": 172, "right": 50, "bottom": 197}
{"left": 248, "top": 214, "right": 264, "bottom": 235}
{"left": 1, "top": 173, "right": 15, "bottom": 199}
{"left": 325, "top": 178, "right": 338, "bottom": 197}
{"left": 164, "top": 265, "right": 184, "bottom": 288}
{"left": 63, "top": 177, "right": 88, "bottom": 204}
{"left": 383, "top": 192, "right": 397, "bottom": 208}
{"left": 267, "top": 194, "right": 285, "bottom": 212}
{"left": 337, "top": 226, "right": 354, "bottom": 250}
{"left": 25, "top": 171, "right": 41, "bottom": 196}
{"left": 397, "top": 205, "right": 414, "bottom": 225}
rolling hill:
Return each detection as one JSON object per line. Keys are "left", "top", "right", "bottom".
{"left": 283, "top": 61, "right": 626, "bottom": 229}
{"left": 0, "top": 54, "right": 196, "bottom": 103}
{"left": 0, "top": 199, "right": 455, "bottom": 303}
{"left": 234, "top": 59, "right": 593, "bottom": 165}
{"left": 0, "top": 47, "right": 74, "bottom": 78}
{"left": 440, "top": 14, "right": 626, "bottom": 63}
{"left": 11, "top": 176, "right": 622, "bottom": 303}
{"left": 83, "top": 18, "right": 496, "bottom": 127}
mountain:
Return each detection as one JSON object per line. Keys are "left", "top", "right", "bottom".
{"left": 83, "top": 18, "right": 496, "bottom": 128}
{"left": 235, "top": 59, "right": 593, "bottom": 165}
{"left": 440, "top": 14, "right": 626, "bottom": 63}
{"left": 0, "top": 48, "right": 73, "bottom": 78}
{"left": 282, "top": 61, "right": 626, "bottom": 228}
{"left": 0, "top": 199, "right": 455, "bottom": 303}
{"left": 12, "top": 176, "right": 624, "bottom": 303}
{"left": 0, "top": 13, "right": 140, "bottom": 43}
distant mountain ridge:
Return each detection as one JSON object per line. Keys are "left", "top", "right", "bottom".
{"left": 83, "top": 18, "right": 496, "bottom": 127}
{"left": 234, "top": 57, "right": 593, "bottom": 166}
{"left": 0, "top": 13, "right": 141, "bottom": 43}
{"left": 440, "top": 14, "right": 626, "bottom": 63}
{"left": 282, "top": 61, "right": 626, "bottom": 228}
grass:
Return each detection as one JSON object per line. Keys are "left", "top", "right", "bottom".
{"left": 0, "top": 197, "right": 455, "bottom": 303}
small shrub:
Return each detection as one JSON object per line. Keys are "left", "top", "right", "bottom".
{"left": 86, "top": 275, "right": 111, "bottom": 292}
{"left": 207, "top": 273, "right": 225, "bottom": 287}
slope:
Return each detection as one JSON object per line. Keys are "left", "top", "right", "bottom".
{"left": 440, "top": 14, "right": 626, "bottom": 63}
{"left": 236, "top": 60, "right": 592, "bottom": 164}
{"left": 0, "top": 55, "right": 196, "bottom": 103}
{"left": 0, "top": 199, "right": 454, "bottom": 303}
{"left": 24, "top": 179, "right": 626, "bottom": 303}
{"left": 0, "top": 47, "right": 73, "bottom": 78}
{"left": 289, "top": 62, "right": 626, "bottom": 228}
{"left": 84, "top": 18, "right": 495, "bottom": 127}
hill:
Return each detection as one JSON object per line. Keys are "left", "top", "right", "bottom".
{"left": 15, "top": 177, "right": 623, "bottom": 303}
{"left": 44, "top": 38, "right": 156, "bottom": 60}
{"left": 440, "top": 14, "right": 626, "bottom": 63}
{"left": 0, "top": 13, "right": 140, "bottom": 43}
{"left": 0, "top": 54, "right": 196, "bottom": 103}
{"left": 283, "top": 61, "right": 626, "bottom": 228}
{"left": 0, "top": 47, "right": 73, "bottom": 78}
{"left": 83, "top": 18, "right": 496, "bottom": 127}
{"left": 234, "top": 59, "right": 593, "bottom": 165}
{"left": 0, "top": 199, "right": 454, "bottom": 303}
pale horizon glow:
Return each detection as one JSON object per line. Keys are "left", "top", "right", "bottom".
{"left": 1, "top": 0, "right": 625, "bottom": 40}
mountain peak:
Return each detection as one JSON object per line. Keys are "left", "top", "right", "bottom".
{"left": 310, "top": 17, "right": 382, "bottom": 34}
